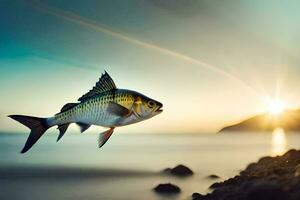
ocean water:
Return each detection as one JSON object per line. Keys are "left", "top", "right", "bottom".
{"left": 1, "top": 130, "right": 300, "bottom": 200}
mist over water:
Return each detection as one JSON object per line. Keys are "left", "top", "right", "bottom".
{"left": 1, "top": 132, "right": 300, "bottom": 200}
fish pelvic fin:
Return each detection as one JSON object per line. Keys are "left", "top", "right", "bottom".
{"left": 57, "top": 123, "right": 70, "bottom": 142}
{"left": 98, "top": 127, "right": 115, "bottom": 148}
{"left": 8, "top": 115, "right": 50, "bottom": 154}
{"left": 76, "top": 122, "right": 91, "bottom": 133}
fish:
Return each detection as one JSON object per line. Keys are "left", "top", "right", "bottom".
{"left": 9, "top": 71, "right": 163, "bottom": 153}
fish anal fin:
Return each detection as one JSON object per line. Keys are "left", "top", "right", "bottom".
{"left": 98, "top": 128, "right": 115, "bottom": 148}
{"left": 76, "top": 122, "right": 91, "bottom": 133}
{"left": 78, "top": 71, "right": 116, "bottom": 102}
{"left": 107, "top": 102, "right": 130, "bottom": 117}
{"left": 60, "top": 103, "right": 78, "bottom": 112}
{"left": 57, "top": 123, "right": 70, "bottom": 142}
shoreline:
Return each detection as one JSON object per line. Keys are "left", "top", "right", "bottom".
{"left": 193, "top": 149, "right": 300, "bottom": 200}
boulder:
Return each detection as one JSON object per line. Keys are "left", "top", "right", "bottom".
{"left": 153, "top": 183, "right": 181, "bottom": 194}
{"left": 163, "top": 164, "right": 194, "bottom": 177}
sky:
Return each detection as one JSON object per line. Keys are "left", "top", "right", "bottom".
{"left": 1, "top": 0, "right": 300, "bottom": 134}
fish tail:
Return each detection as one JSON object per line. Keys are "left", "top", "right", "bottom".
{"left": 8, "top": 115, "right": 50, "bottom": 154}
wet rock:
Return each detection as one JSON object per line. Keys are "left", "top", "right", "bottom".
{"left": 153, "top": 183, "right": 181, "bottom": 194}
{"left": 163, "top": 164, "right": 193, "bottom": 177}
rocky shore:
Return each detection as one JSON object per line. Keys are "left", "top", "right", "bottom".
{"left": 193, "top": 149, "right": 300, "bottom": 200}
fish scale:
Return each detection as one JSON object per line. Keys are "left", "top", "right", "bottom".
{"left": 51, "top": 91, "right": 128, "bottom": 127}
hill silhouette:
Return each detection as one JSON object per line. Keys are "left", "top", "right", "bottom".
{"left": 219, "top": 109, "right": 300, "bottom": 132}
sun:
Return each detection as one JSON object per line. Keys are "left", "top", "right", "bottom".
{"left": 267, "top": 100, "right": 286, "bottom": 115}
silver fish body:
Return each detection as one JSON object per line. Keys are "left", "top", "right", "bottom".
{"left": 48, "top": 89, "right": 161, "bottom": 128}
{"left": 9, "top": 72, "right": 163, "bottom": 153}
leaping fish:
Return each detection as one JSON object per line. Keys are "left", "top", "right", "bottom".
{"left": 9, "top": 71, "right": 163, "bottom": 153}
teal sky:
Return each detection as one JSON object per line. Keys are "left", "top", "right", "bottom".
{"left": 2, "top": 0, "right": 300, "bottom": 134}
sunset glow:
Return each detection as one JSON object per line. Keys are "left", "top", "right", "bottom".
{"left": 267, "top": 100, "right": 287, "bottom": 115}
{"left": 271, "top": 128, "right": 287, "bottom": 156}
{"left": 2, "top": 1, "right": 300, "bottom": 134}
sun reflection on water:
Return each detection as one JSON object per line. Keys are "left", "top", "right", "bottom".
{"left": 271, "top": 128, "right": 287, "bottom": 156}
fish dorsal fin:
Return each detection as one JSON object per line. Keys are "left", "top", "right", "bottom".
{"left": 60, "top": 103, "right": 78, "bottom": 112}
{"left": 78, "top": 71, "right": 117, "bottom": 102}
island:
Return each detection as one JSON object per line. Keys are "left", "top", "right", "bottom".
{"left": 219, "top": 109, "right": 300, "bottom": 132}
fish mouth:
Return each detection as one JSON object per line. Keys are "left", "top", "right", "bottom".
{"left": 155, "top": 103, "right": 163, "bottom": 113}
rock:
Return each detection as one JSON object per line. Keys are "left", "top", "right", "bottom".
{"left": 192, "top": 192, "right": 204, "bottom": 200}
{"left": 192, "top": 149, "right": 300, "bottom": 200}
{"left": 153, "top": 183, "right": 181, "bottom": 194}
{"left": 209, "top": 182, "right": 221, "bottom": 189}
{"left": 291, "top": 190, "right": 300, "bottom": 200}
{"left": 163, "top": 167, "right": 171, "bottom": 173}
{"left": 207, "top": 174, "right": 220, "bottom": 179}
{"left": 294, "top": 164, "right": 300, "bottom": 177}
{"left": 171, "top": 164, "right": 194, "bottom": 176}
{"left": 163, "top": 164, "right": 194, "bottom": 177}
{"left": 246, "top": 181, "right": 291, "bottom": 200}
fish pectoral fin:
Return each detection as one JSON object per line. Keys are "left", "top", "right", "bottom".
{"left": 76, "top": 122, "right": 91, "bottom": 133}
{"left": 57, "top": 123, "right": 70, "bottom": 142}
{"left": 98, "top": 127, "right": 115, "bottom": 148}
{"left": 107, "top": 102, "right": 131, "bottom": 117}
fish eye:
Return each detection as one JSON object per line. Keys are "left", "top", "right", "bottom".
{"left": 148, "top": 101, "right": 155, "bottom": 108}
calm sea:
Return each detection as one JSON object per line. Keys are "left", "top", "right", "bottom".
{"left": 1, "top": 130, "right": 299, "bottom": 200}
